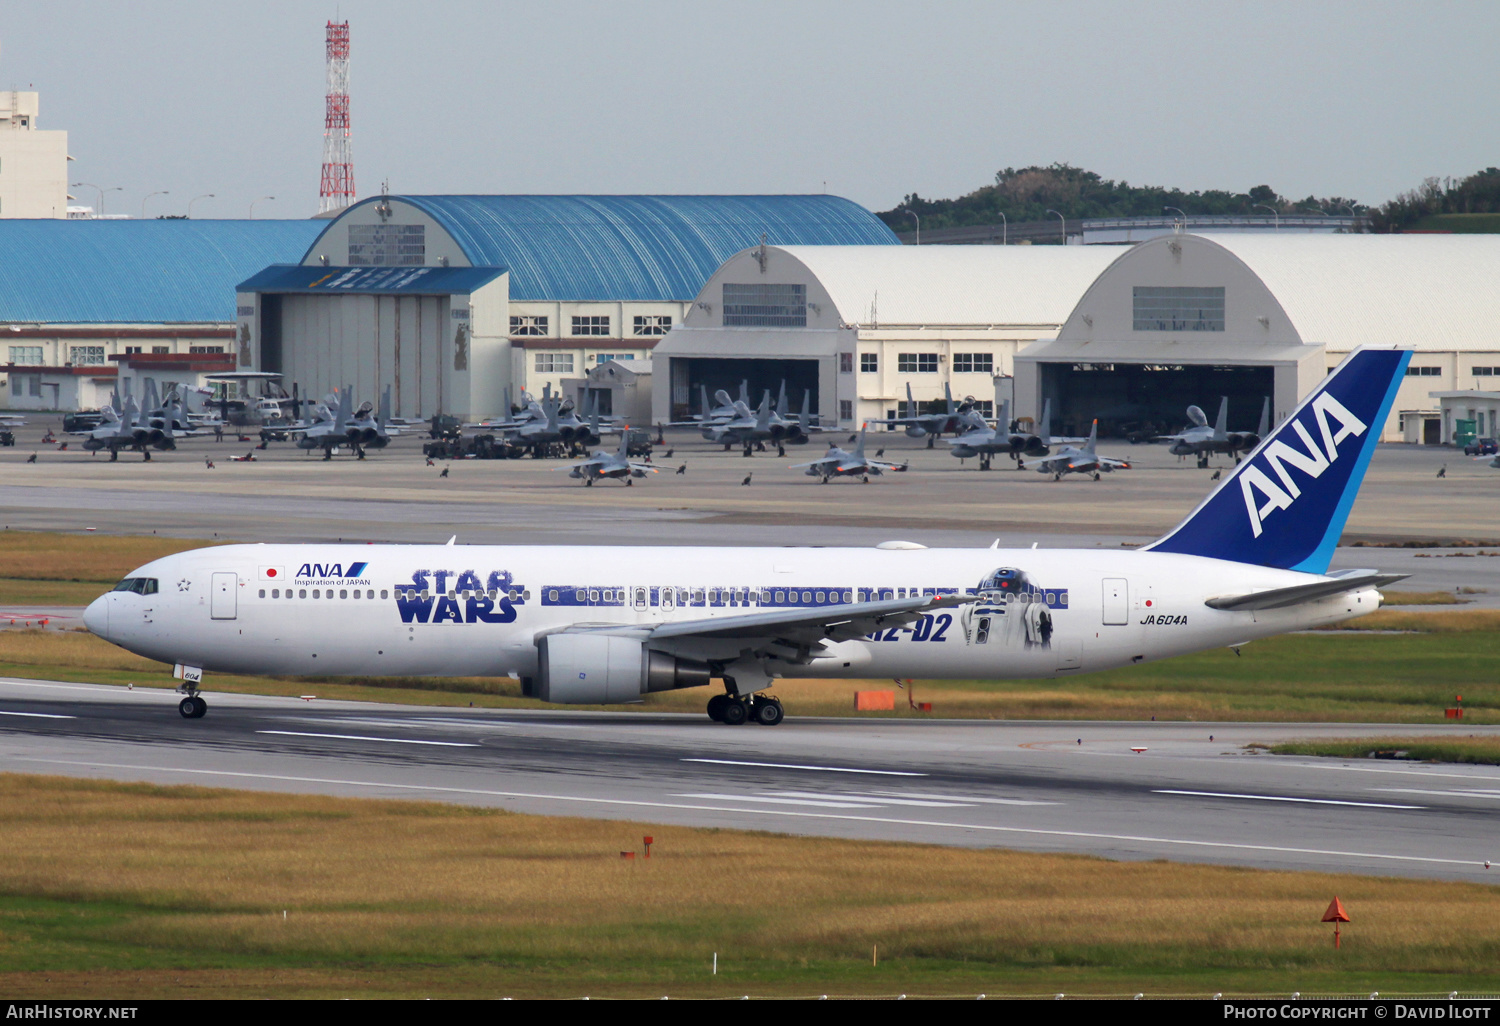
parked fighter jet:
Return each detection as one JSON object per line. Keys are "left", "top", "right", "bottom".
{"left": 790, "top": 423, "right": 907, "bottom": 482}
{"left": 561, "top": 428, "right": 659, "bottom": 486}
{"left": 1024, "top": 420, "right": 1131, "bottom": 480}
{"left": 1158, "top": 397, "right": 1270, "bottom": 468}
{"left": 705, "top": 389, "right": 816, "bottom": 455}
{"left": 344, "top": 386, "right": 399, "bottom": 452}
{"left": 883, "top": 383, "right": 983, "bottom": 447}
{"left": 79, "top": 397, "right": 166, "bottom": 461}
{"left": 498, "top": 391, "right": 610, "bottom": 456}
{"left": 294, "top": 389, "right": 355, "bottom": 458}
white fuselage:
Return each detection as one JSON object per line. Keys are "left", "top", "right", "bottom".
{"left": 85, "top": 543, "right": 1380, "bottom": 688}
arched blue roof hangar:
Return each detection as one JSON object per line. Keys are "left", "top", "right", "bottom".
{"left": 236, "top": 195, "right": 898, "bottom": 421}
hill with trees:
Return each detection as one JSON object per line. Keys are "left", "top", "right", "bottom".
{"left": 1366, "top": 168, "right": 1500, "bottom": 233}
{"left": 878, "top": 164, "right": 1357, "bottom": 233}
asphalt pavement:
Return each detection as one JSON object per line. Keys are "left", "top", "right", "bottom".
{"left": 3, "top": 676, "right": 1497, "bottom": 882}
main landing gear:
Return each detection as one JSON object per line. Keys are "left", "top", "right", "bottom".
{"left": 706, "top": 692, "right": 784, "bottom": 726}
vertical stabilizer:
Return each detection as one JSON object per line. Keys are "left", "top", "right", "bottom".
{"left": 1147, "top": 348, "right": 1411, "bottom": 572}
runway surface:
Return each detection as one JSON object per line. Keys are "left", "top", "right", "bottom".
{"left": 4, "top": 676, "right": 1497, "bottom": 883}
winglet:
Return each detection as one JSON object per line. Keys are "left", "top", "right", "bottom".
{"left": 1147, "top": 348, "right": 1412, "bottom": 572}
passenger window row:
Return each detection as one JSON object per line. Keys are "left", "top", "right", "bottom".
{"left": 259, "top": 588, "right": 388, "bottom": 600}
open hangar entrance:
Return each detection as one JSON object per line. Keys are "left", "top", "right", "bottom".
{"left": 669, "top": 357, "right": 819, "bottom": 420}
{"left": 1038, "top": 362, "right": 1275, "bottom": 439}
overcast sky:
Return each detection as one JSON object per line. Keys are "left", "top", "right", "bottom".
{"left": 6, "top": 1, "right": 1497, "bottom": 219}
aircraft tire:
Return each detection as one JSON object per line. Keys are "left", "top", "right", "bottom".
{"left": 178, "top": 697, "right": 206, "bottom": 719}
{"left": 753, "top": 698, "right": 784, "bottom": 726}
{"left": 706, "top": 694, "right": 729, "bottom": 722}
{"left": 720, "top": 698, "right": 749, "bottom": 726}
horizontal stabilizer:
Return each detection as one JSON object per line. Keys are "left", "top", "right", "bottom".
{"left": 1205, "top": 569, "right": 1407, "bottom": 611}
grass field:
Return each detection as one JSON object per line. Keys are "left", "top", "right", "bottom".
{"left": 1269, "top": 736, "right": 1500, "bottom": 765}
{"left": 1, "top": 773, "right": 1498, "bottom": 999}
{"left": 2, "top": 623, "right": 1495, "bottom": 723}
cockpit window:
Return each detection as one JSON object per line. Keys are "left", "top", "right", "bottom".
{"left": 111, "top": 577, "right": 158, "bottom": 595}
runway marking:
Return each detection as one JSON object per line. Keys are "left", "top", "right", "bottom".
{"left": 862, "top": 790, "right": 1057, "bottom": 807}
{"left": 674, "top": 793, "right": 883, "bottom": 809}
{"left": 765, "top": 790, "right": 974, "bottom": 808}
{"left": 256, "top": 730, "right": 479, "bottom": 748}
{"left": 15, "top": 758, "right": 1486, "bottom": 872}
{"left": 1376, "top": 788, "right": 1500, "bottom": 801}
{"left": 682, "top": 758, "right": 925, "bottom": 776}
{"left": 0, "top": 710, "right": 75, "bottom": 719}
{"left": 1154, "top": 789, "right": 1423, "bottom": 809}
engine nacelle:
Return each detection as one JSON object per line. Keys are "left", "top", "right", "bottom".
{"left": 537, "top": 634, "right": 711, "bottom": 704}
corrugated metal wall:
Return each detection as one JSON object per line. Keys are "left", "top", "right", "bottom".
{"left": 279, "top": 293, "right": 451, "bottom": 419}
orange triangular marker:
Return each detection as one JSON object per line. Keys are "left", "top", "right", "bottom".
{"left": 1322, "top": 896, "right": 1350, "bottom": 923}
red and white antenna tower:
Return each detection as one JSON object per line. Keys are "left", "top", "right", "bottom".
{"left": 318, "top": 20, "right": 355, "bottom": 214}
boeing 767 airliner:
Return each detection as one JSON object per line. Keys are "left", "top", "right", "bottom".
{"left": 85, "top": 348, "right": 1411, "bottom": 726}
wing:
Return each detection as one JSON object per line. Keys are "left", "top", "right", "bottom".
{"left": 559, "top": 593, "right": 976, "bottom": 656}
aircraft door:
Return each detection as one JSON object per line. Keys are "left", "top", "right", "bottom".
{"left": 660, "top": 587, "right": 676, "bottom": 612}
{"left": 632, "top": 587, "right": 648, "bottom": 612}
{"left": 1101, "top": 578, "right": 1128, "bottom": 625}
{"left": 211, "top": 572, "right": 238, "bottom": 620}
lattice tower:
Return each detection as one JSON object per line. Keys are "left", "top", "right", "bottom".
{"left": 318, "top": 20, "right": 355, "bottom": 214}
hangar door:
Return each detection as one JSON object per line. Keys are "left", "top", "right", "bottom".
{"left": 1039, "top": 362, "right": 1275, "bottom": 440}
{"left": 670, "top": 358, "right": 818, "bottom": 421}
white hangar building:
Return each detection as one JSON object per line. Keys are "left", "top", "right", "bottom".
{"left": 1016, "top": 233, "right": 1500, "bottom": 441}
{"left": 234, "top": 195, "right": 898, "bottom": 421}
{"left": 650, "top": 244, "right": 1120, "bottom": 427}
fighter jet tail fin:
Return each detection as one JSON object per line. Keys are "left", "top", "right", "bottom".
{"left": 378, "top": 385, "right": 392, "bottom": 430}
{"left": 1257, "top": 396, "right": 1271, "bottom": 438}
{"left": 1146, "top": 348, "right": 1411, "bottom": 572}
{"left": 1214, "top": 396, "right": 1229, "bottom": 438}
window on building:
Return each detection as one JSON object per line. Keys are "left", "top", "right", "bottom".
{"left": 1132, "top": 286, "right": 1225, "bottom": 332}
{"left": 347, "top": 223, "right": 426, "bottom": 266}
{"left": 510, "top": 315, "right": 549, "bottom": 336}
{"left": 952, "top": 353, "right": 994, "bottom": 374}
{"left": 969, "top": 400, "right": 994, "bottom": 418}
{"left": 840, "top": 352, "right": 854, "bottom": 373}
{"left": 11, "top": 375, "right": 40, "bottom": 397}
{"left": 152, "top": 346, "right": 170, "bottom": 354}
{"left": 189, "top": 346, "right": 224, "bottom": 354}
{"left": 722, "top": 283, "right": 806, "bottom": 327}
{"left": 839, "top": 399, "right": 853, "bottom": 420}
{"left": 571, "top": 315, "right": 611, "bottom": 337}
{"left": 69, "top": 346, "right": 105, "bottom": 366}
{"left": 124, "top": 346, "right": 143, "bottom": 354}
{"left": 632, "top": 315, "right": 672, "bottom": 336}
{"left": 1473, "top": 366, "right": 1496, "bottom": 376}
{"left": 1405, "top": 366, "right": 1441, "bottom": 377}
{"left": 898, "top": 353, "right": 939, "bottom": 373}
{"left": 595, "top": 354, "right": 633, "bottom": 364}
{"left": 860, "top": 352, "right": 878, "bottom": 373}
{"left": 8, "top": 346, "right": 42, "bottom": 365}
{"left": 534, "top": 353, "right": 575, "bottom": 373}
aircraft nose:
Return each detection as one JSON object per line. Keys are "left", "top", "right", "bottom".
{"left": 83, "top": 594, "right": 110, "bottom": 640}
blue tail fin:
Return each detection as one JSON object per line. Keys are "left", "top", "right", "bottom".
{"left": 1147, "top": 347, "right": 1411, "bottom": 572}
